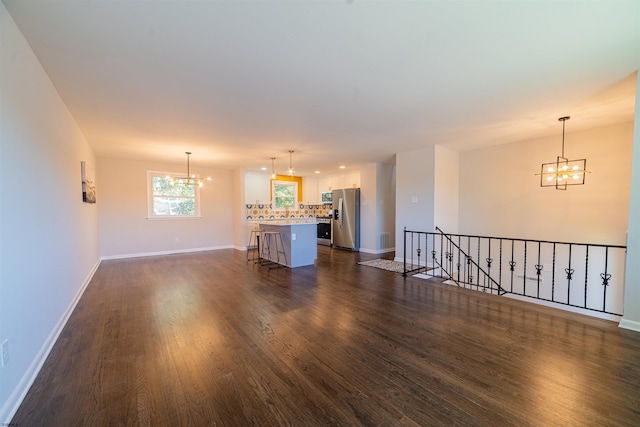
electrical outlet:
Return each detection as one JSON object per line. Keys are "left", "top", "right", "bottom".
{"left": 291, "top": 233, "right": 296, "bottom": 241}
{"left": 1, "top": 339, "right": 8, "bottom": 367}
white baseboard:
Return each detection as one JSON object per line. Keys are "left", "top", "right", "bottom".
{"left": 101, "top": 245, "right": 234, "bottom": 260}
{"left": 0, "top": 258, "right": 101, "bottom": 424}
{"left": 619, "top": 318, "right": 640, "bottom": 332}
{"left": 503, "top": 294, "right": 622, "bottom": 322}
{"left": 359, "top": 247, "right": 395, "bottom": 255}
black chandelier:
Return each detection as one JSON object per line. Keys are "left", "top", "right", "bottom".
{"left": 164, "top": 152, "right": 211, "bottom": 187}
{"left": 536, "top": 116, "right": 590, "bottom": 190}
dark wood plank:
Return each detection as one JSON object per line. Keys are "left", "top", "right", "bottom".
{"left": 11, "top": 246, "right": 640, "bottom": 426}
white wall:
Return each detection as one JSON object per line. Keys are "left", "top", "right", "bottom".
{"left": 97, "top": 157, "right": 234, "bottom": 258}
{"left": 378, "top": 163, "right": 396, "bottom": 252}
{"left": 459, "top": 122, "right": 634, "bottom": 244}
{"left": 360, "top": 164, "right": 377, "bottom": 251}
{"left": 0, "top": 3, "right": 100, "bottom": 420}
{"left": 621, "top": 73, "right": 640, "bottom": 331}
{"left": 434, "top": 145, "right": 459, "bottom": 234}
{"left": 361, "top": 163, "right": 396, "bottom": 253}
{"left": 395, "top": 146, "right": 436, "bottom": 258}
{"left": 233, "top": 168, "right": 245, "bottom": 250}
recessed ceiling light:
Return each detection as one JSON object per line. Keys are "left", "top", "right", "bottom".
{"left": 260, "top": 167, "right": 267, "bottom": 171}
{"left": 315, "top": 170, "right": 320, "bottom": 174}
{"left": 339, "top": 165, "right": 346, "bottom": 169}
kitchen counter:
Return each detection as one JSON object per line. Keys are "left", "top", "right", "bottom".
{"left": 258, "top": 222, "right": 317, "bottom": 268}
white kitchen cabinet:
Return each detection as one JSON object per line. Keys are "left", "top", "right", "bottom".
{"left": 318, "top": 176, "right": 339, "bottom": 193}
{"left": 344, "top": 172, "right": 360, "bottom": 189}
{"left": 302, "top": 176, "right": 319, "bottom": 205}
{"left": 319, "top": 172, "right": 360, "bottom": 193}
{"left": 244, "top": 171, "right": 271, "bottom": 204}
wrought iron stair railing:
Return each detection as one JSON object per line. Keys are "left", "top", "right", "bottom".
{"left": 402, "top": 227, "right": 627, "bottom": 316}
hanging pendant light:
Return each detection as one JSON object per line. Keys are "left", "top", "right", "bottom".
{"left": 288, "top": 150, "right": 295, "bottom": 175}
{"left": 535, "top": 117, "right": 590, "bottom": 190}
{"left": 270, "top": 157, "right": 277, "bottom": 179}
{"left": 164, "top": 152, "right": 211, "bottom": 187}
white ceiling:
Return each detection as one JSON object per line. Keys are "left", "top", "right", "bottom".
{"left": 4, "top": 0, "right": 639, "bottom": 176}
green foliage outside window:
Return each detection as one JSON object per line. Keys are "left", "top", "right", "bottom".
{"left": 152, "top": 177, "right": 196, "bottom": 216}
{"left": 273, "top": 183, "right": 295, "bottom": 208}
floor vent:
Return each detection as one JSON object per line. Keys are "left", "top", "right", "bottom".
{"left": 380, "top": 232, "right": 391, "bottom": 249}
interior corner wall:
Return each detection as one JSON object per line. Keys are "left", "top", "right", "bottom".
{"left": 359, "top": 163, "right": 378, "bottom": 252}
{"left": 621, "top": 72, "right": 640, "bottom": 331}
{"left": 433, "top": 145, "right": 459, "bottom": 234}
{"left": 458, "top": 122, "right": 633, "bottom": 245}
{"left": 395, "top": 146, "right": 436, "bottom": 259}
{"left": 359, "top": 162, "right": 396, "bottom": 254}
{"left": 378, "top": 163, "right": 396, "bottom": 252}
{"left": 97, "top": 157, "right": 234, "bottom": 258}
{"left": 0, "top": 3, "right": 100, "bottom": 421}
{"left": 233, "top": 168, "right": 246, "bottom": 250}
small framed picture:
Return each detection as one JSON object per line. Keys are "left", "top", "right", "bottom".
{"left": 81, "top": 161, "right": 96, "bottom": 204}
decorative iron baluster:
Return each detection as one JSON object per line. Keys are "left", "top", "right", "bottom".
{"left": 510, "top": 241, "right": 515, "bottom": 293}
{"left": 403, "top": 227, "right": 407, "bottom": 276}
{"left": 565, "top": 268, "right": 574, "bottom": 280}
{"left": 523, "top": 241, "right": 527, "bottom": 296}
{"left": 477, "top": 238, "right": 481, "bottom": 292}
{"left": 584, "top": 246, "right": 589, "bottom": 309}
{"left": 499, "top": 239, "right": 503, "bottom": 293}
{"left": 601, "top": 246, "right": 610, "bottom": 312}
{"left": 487, "top": 237, "right": 492, "bottom": 293}
{"left": 567, "top": 244, "right": 573, "bottom": 305}
{"left": 551, "top": 243, "right": 556, "bottom": 303}
{"left": 440, "top": 233, "right": 444, "bottom": 277}
{"left": 401, "top": 229, "right": 624, "bottom": 315}
{"left": 458, "top": 235, "right": 462, "bottom": 283}
{"left": 536, "top": 242, "right": 542, "bottom": 298}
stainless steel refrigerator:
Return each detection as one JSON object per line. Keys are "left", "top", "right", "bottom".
{"left": 331, "top": 188, "right": 360, "bottom": 251}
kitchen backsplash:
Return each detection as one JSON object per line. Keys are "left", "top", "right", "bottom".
{"left": 245, "top": 204, "right": 330, "bottom": 220}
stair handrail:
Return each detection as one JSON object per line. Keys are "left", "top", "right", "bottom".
{"left": 435, "top": 226, "right": 507, "bottom": 295}
{"left": 430, "top": 252, "right": 461, "bottom": 287}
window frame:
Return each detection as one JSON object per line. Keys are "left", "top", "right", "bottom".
{"left": 271, "top": 179, "right": 299, "bottom": 210}
{"left": 147, "top": 171, "right": 202, "bottom": 220}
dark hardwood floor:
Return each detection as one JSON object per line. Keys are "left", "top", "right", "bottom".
{"left": 12, "top": 246, "right": 640, "bottom": 426}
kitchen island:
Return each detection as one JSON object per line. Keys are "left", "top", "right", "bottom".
{"left": 258, "top": 221, "right": 317, "bottom": 268}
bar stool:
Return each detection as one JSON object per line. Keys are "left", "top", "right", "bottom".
{"left": 260, "top": 231, "right": 288, "bottom": 269}
{"left": 246, "top": 228, "right": 264, "bottom": 263}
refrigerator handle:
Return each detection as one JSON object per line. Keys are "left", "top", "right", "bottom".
{"left": 338, "top": 198, "right": 344, "bottom": 229}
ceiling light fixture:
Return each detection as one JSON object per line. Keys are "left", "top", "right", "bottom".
{"left": 535, "top": 116, "right": 590, "bottom": 190}
{"left": 288, "top": 150, "right": 295, "bottom": 175}
{"left": 165, "top": 152, "right": 211, "bottom": 188}
{"left": 270, "top": 157, "right": 277, "bottom": 179}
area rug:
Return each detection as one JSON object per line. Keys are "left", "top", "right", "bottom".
{"left": 358, "top": 259, "right": 423, "bottom": 274}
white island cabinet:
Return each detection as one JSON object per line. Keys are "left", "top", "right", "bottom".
{"left": 258, "top": 222, "right": 317, "bottom": 268}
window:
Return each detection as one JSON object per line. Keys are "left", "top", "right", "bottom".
{"left": 272, "top": 180, "right": 298, "bottom": 209}
{"left": 147, "top": 171, "right": 201, "bottom": 219}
